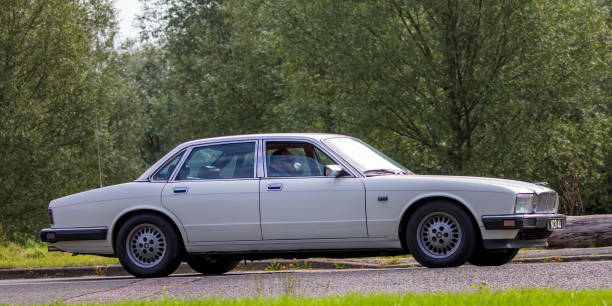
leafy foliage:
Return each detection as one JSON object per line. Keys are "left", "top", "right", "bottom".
{"left": 0, "top": 0, "right": 145, "bottom": 241}
{"left": 136, "top": 0, "right": 609, "bottom": 214}
{"left": 0, "top": 0, "right": 609, "bottom": 242}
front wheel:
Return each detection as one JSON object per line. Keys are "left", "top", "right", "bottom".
{"left": 468, "top": 247, "right": 519, "bottom": 266}
{"left": 116, "top": 213, "right": 182, "bottom": 278}
{"left": 187, "top": 256, "right": 240, "bottom": 275}
{"left": 406, "top": 201, "right": 477, "bottom": 268}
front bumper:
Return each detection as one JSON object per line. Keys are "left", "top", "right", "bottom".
{"left": 482, "top": 213, "right": 565, "bottom": 230}
{"left": 481, "top": 213, "right": 565, "bottom": 250}
{"left": 40, "top": 227, "right": 107, "bottom": 243}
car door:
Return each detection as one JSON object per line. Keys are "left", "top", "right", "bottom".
{"left": 259, "top": 140, "right": 367, "bottom": 240}
{"left": 161, "top": 141, "right": 261, "bottom": 242}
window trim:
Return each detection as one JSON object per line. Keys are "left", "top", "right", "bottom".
{"left": 262, "top": 138, "right": 358, "bottom": 179}
{"left": 168, "top": 140, "right": 259, "bottom": 182}
{"left": 148, "top": 149, "right": 187, "bottom": 182}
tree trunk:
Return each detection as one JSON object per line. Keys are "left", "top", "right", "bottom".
{"left": 547, "top": 215, "right": 612, "bottom": 248}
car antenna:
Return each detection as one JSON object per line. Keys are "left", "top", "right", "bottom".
{"left": 95, "top": 113, "right": 103, "bottom": 188}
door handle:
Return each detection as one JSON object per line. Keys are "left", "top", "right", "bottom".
{"left": 267, "top": 183, "right": 283, "bottom": 191}
{"left": 173, "top": 186, "right": 188, "bottom": 194}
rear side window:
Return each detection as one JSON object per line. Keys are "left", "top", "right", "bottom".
{"left": 152, "top": 152, "right": 183, "bottom": 181}
{"left": 176, "top": 142, "right": 255, "bottom": 180}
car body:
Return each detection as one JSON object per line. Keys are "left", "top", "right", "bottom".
{"left": 41, "top": 133, "right": 565, "bottom": 277}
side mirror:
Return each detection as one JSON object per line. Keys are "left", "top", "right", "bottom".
{"left": 325, "top": 164, "right": 346, "bottom": 177}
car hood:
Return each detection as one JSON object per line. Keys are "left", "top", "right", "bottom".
{"left": 365, "top": 174, "right": 555, "bottom": 194}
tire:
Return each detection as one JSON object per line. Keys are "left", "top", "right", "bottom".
{"left": 468, "top": 247, "right": 519, "bottom": 266}
{"left": 116, "top": 213, "right": 182, "bottom": 278}
{"left": 406, "top": 201, "right": 477, "bottom": 268}
{"left": 187, "top": 256, "right": 240, "bottom": 275}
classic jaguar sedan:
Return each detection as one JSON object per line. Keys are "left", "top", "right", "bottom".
{"left": 41, "top": 133, "right": 565, "bottom": 277}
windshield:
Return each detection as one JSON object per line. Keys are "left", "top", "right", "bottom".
{"left": 323, "top": 137, "right": 412, "bottom": 175}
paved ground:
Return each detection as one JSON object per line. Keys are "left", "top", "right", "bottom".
{"left": 3, "top": 246, "right": 611, "bottom": 280}
{"left": 1, "top": 261, "right": 612, "bottom": 304}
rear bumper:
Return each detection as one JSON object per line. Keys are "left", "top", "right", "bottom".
{"left": 481, "top": 213, "right": 565, "bottom": 249}
{"left": 40, "top": 227, "right": 107, "bottom": 243}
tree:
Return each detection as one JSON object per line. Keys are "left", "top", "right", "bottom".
{"left": 0, "top": 0, "right": 146, "bottom": 241}
{"left": 253, "top": 0, "right": 610, "bottom": 212}
{"left": 137, "top": 0, "right": 285, "bottom": 159}
{"left": 136, "top": 0, "right": 609, "bottom": 214}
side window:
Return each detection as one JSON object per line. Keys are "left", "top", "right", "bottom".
{"left": 176, "top": 142, "right": 255, "bottom": 180}
{"left": 314, "top": 147, "right": 338, "bottom": 176}
{"left": 152, "top": 152, "right": 183, "bottom": 181}
{"left": 315, "top": 147, "right": 334, "bottom": 166}
{"left": 266, "top": 142, "right": 336, "bottom": 177}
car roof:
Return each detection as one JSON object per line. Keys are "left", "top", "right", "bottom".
{"left": 179, "top": 133, "right": 347, "bottom": 147}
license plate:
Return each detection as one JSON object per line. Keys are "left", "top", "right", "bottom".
{"left": 547, "top": 218, "right": 564, "bottom": 230}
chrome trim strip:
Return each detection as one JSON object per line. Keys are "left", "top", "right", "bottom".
{"left": 186, "top": 237, "right": 402, "bottom": 253}
{"left": 165, "top": 177, "right": 260, "bottom": 182}
{"left": 169, "top": 146, "right": 193, "bottom": 181}
{"left": 256, "top": 139, "right": 265, "bottom": 178}
{"left": 148, "top": 149, "right": 187, "bottom": 182}
{"left": 168, "top": 140, "right": 258, "bottom": 182}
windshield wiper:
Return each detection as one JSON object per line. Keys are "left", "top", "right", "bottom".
{"left": 363, "top": 169, "right": 406, "bottom": 176}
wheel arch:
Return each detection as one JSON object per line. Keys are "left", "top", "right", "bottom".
{"left": 110, "top": 207, "right": 187, "bottom": 256}
{"left": 397, "top": 194, "right": 482, "bottom": 251}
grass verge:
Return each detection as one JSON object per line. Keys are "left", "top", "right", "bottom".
{"left": 36, "top": 289, "right": 612, "bottom": 305}
{"left": 0, "top": 240, "right": 117, "bottom": 269}
{"left": 0, "top": 242, "right": 412, "bottom": 270}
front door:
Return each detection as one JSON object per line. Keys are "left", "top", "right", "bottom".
{"left": 259, "top": 140, "right": 367, "bottom": 240}
{"left": 161, "top": 141, "right": 261, "bottom": 242}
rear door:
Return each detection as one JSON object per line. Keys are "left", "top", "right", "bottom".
{"left": 161, "top": 141, "right": 261, "bottom": 242}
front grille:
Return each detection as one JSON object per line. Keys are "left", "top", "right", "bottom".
{"left": 516, "top": 228, "right": 553, "bottom": 240}
{"left": 535, "top": 192, "right": 557, "bottom": 213}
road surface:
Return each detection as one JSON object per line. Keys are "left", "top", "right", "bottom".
{"left": 1, "top": 261, "right": 611, "bottom": 304}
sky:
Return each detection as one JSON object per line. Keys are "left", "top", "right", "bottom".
{"left": 114, "top": 0, "right": 143, "bottom": 40}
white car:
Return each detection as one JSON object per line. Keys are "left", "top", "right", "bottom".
{"left": 41, "top": 133, "right": 565, "bottom": 277}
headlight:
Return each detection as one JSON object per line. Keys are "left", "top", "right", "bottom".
{"left": 515, "top": 193, "right": 535, "bottom": 213}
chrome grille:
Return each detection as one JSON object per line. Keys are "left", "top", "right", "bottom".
{"left": 535, "top": 192, "right": 557, "bottom": 213}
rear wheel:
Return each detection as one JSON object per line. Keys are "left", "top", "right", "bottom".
{"left": 468, "top": 247, "right": 519, "bottom": 266}
{"left": 187, "top": 256, "right": 240, "bottom": 275}
{"left": 406, "top": 201, "right": 477, "bottom": 268}
{"left": 116, "top": 213, "right": 182, "bottom": 278}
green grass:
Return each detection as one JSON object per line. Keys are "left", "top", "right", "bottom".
{"left": 0, "top": 240, "right": 117, "bottom": 269}
{"left": 29, "top": 289, "right": 612, "bottom": 305}
{"left": 0, "top": 241, "right": 415, "bottom": 270}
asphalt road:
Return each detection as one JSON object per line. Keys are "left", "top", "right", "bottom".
{"left": 1, "top": 261, "right": 612, "bottom": 304}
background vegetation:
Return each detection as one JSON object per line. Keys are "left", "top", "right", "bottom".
{"left": 0, "top": 239, "right": 117, "bottom": 268}
{"left": 0, "top": 0, "right": 609, "bottom": 243}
